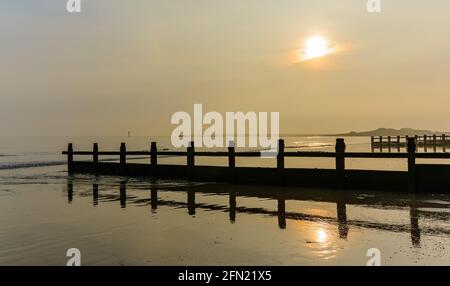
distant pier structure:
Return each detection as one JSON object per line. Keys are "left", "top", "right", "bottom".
{"left": 371, "top": 135, "right": 449, "bottom": 153}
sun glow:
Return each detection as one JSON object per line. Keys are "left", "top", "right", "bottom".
{"left": 302, "top": 35, "right": 335, "bottom": 61}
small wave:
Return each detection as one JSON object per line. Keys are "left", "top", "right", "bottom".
{"left": 289, "top": 142, "right": 335, "bottom": 149}
{"left": 0, "top": 154, "right": 18, "bottom": 157}
{"left": 0, "top": 156, "right": 154, "bottom": 171}
{"left": 0, "top": 161, "right": 66, "bottom": 170}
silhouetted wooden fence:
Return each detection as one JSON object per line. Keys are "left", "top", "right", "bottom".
{"left": 63, "top": 138, "right": 450, "bottom": 193}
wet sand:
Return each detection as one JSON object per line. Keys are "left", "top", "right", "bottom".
{"left": 0, "top": 166, "right": 449, "bottom": 265}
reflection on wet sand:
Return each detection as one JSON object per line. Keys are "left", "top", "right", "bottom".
{"left": 277, "top": 197, "right": 286, "bottom": 229}
{"left": 151, "top": 188, "right": 158, "bottom": 211}
{"left": 410, "top": 204, "right": 421, "bottom": 248}
{"left": 187, "top": 188, "right": 196, "bottom": 216}
{"left": 67, "top": 179, "right": 73, "bottom": 204}
{"left": 65, "top": 178, "right": 450, "bottom": 249}
{"left": 229, "top": 191, "right": 236, "bottom": 223}
{"left": 120, "top": 181, "right": 126, "bottom": 209}
{"left": 337, "top": 201, "right": 348, "bottom": 239}
{"left": 93, "top": 183, "right": 99, "bottom": 206}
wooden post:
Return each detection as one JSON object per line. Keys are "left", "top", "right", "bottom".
{"left": 120, "top": 143, "right": 126, "bottom": 165}
{"left": 228, "top": 141, "right": 235, "bottom": 182}
{"left": 379, "top": 136, "right": 383, "bottom": 152}
{"left": 423, "top": 135, "right": 427, "bottom": 152}
{"left": 388, "top": 136, "right": 391, "bottom": 152}
{"left": 277, "top": 139, "right": 285, "bottom": 172}
{"left": 371, "top": 136, "right": 375, "bottom": 152}
{"left": 150, "top": 142, "right": 158, "bottom": 166}
{"left": 335, "top": 138, "right": 346, "bottom": 188}
{"left": 397, "top": 136, "right": 401, "bottom": 152}
{"left": 187, "top": 141, "right": 195, "bottom": 178}
{"left": 93, "top": 143, "right": 98, "bottom": 164}
{"left": 67, "top": 143, "right": 73, "bottom": 172}
{"left": 277, "top": 139, "right": 285, "bottom": 185}
{"left": 433, "top": 134, "right": 437, "bottom": 153}
{"left": 407, "top": 137, "right": 417, "bottom": 193}
{"left": 443, "top": 134, "right": 446, "bottom": 153}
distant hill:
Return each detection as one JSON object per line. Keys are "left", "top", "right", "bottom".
{"left": 332, "top": 128, "right": 449, "bottom": 137}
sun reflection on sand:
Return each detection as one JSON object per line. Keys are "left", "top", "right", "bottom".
{"left": 303, "top": 225, "right": 339, "bottom": 260}
{"left": 316, "top": 229, "right": 328, "bottom": 243}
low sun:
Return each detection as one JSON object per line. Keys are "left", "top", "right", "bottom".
{"left": 302, "top": 35, "right": 335, "bottom": 61}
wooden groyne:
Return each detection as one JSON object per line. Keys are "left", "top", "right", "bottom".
{"left": 63, "top": 138, "right": 450, "bottom": 193}
{"left": 371, "top": 135, "right": 449, "bottom": 152}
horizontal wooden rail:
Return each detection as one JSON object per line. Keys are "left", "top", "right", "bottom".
{"left": 284, "top": 152, "right": 336, "bottom": 158}
{"left": 62, "top": 150, "right": 450, "bottom": 159}
{"left": 344, "top": 152, "right": 407, "bottom": 159}
{"left": 415, "top": 153, "right": 450, "bottom": 159}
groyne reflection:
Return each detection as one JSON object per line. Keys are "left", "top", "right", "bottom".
{"left": 65, "top": 179, "right": 450, "bottom": 248}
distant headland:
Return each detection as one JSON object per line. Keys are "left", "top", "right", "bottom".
{"left": 330, "top": 128, "right": 449, "bottom": 137}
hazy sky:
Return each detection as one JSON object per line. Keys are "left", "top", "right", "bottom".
{"left": 1, "top": 0, "right": 450, "bottom": 136}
